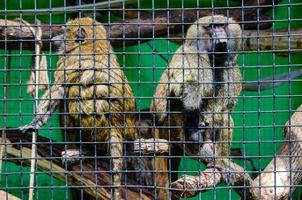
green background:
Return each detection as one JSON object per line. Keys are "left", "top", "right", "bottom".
{"left": 0, "top": 0, "right": 301, "bottom": 199}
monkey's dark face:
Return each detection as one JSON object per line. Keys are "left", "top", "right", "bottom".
{"left": 204, "top": 24, "right": 228, "bottom": 62}
{"left": 183, "top": 122, "right": 217, "bottom": 163}
{"left": 186, "top": 15, "right": 242, "bottom": 64}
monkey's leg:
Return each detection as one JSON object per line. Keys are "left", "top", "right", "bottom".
{"left": 19, "top": 84, "right": 64, "bottom": 133}
{"left": 155, "top": 156, "right": 168, "bottom": 200}
{"left": 110, "top": 128, "right": 123, "bottom": 200}
{"left": 155, "top": 145, "right": 182, "bottom": 200}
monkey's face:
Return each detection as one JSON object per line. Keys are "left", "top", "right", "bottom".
{"left": 183, "top": 119, "right": 217, "bottom": 163}
{"left": 186, "top": 15, "right": 242, "bottom": 63}
{"left": 183, "top": 121, "right": 227, "bottom": 164}
{"left": 181, "top": 113, "right": 233, "bottom": 163}
{"left": 52, "top": 17, "right": 107, "bottom": 54}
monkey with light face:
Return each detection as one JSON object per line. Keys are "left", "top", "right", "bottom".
{"left": 19, "top": 17, "right": 137, "bottom": 199}
{"left": 150, "top": 15, "right": 242, "bottom": 198}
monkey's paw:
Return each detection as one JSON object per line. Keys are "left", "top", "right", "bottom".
{"left": 61, "top": 149, "right": 83, "bottom": 165}
{"left": 19, "top": 123, "right": 40, "bottom": 134}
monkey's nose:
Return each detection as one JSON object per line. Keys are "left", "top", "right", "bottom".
{"left": 215, "top": 41, "right": 227, "bottom": 52}
{"left": 216, "top": 41, "right": 227, "bottom": 49}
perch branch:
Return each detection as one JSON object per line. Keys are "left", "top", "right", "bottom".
{"left": 170, "top": 28, "right": 302, "bottom": 56}
{"left": 0, "top": 19, "right": 300, "bottom": 55}
{"left": 3, "top": 138, "right": 110, "bottom": 200}
{"left": 170, "top": 167, "right": 223, "bottom": 198}
{"left": 248, "top": 104, "right": 302, "bottom": 199}
{"left": 171, "top": 104, "right": 302, "bottom": 199}
{"left": 1, "top": 129, "right": 154, "bottom": 200}
{"left": 132, "top": 138, "right": 169, "bottom": 154}
{"left": 0, "top": 190, "right": 20, "bottom": 200}
{"left": 0, "top": 5, "right": 291, "bottom": 51}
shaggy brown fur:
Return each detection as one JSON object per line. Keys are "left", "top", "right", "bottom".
{"left": 20, "top": 17, "right": 136, "bottom": 199}
{"left": 150, "top": 15, "right": 242, "bottom": 199}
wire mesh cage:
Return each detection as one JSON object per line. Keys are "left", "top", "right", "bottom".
{"left": 0, "top": 0, "right": 302, "bottom": 200}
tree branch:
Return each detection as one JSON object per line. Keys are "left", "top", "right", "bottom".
{"left": 171, "top": 104, "right": 302, "bottom": 199}
{"left": 0, "top": 190, "right": 20, "bottom": 200}
{"left": 1, "top": 129, "right": 155, "bottom": 200}
{"left": 132, "top": 138, "right": 169, "bottom": 154}
{"left": 0, "top": 4, "right": 290, "bottom": 52}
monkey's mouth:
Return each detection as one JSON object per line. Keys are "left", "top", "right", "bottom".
{"left": 214, "top": 42, "right": 227, "bottom": 54}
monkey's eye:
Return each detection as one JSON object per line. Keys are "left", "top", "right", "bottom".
{"left": 76, "top": 27, "right": 86, "bottom": 43}
{"left": 206, "top": 23, "right": 227, "bottom": 29}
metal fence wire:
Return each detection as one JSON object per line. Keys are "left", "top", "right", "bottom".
{"left": 0, "top": 0, "right": 302, "bottom": 200}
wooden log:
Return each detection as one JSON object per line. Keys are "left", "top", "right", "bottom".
{"left": 0, "top": 2, "right": 281, "bottom": 51}
{"left": 248, "top": 104, "right": 302, "bottom": 199}
{"left": 1, "top": 129, "right": 155, "bottom": 200}
{"left": 170, "top": 28, "right": 302, "bottom": 56}
{"left": 170, "top": 168, "right": 223, "bottom": 199}
{"left": 132, "top": 138, "right": 169, "bottom": 154}
{"left": 0, "top": 18, "right": 300, "bottom": 56}
{"left": 170, "top": 104, "right": 302, "bottom": 199}
{"left": 0, "top": 191, "right": 20, "bottom": 200}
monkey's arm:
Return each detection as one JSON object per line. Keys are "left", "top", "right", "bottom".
{"left": 181, "top": 55, "right": 213, "bottom": 113}
{"left": 20, "top": 84, "right": 64, "bottom": 132}
{"left": 223, "top": 66, "right": 242, "bottom": 112}
{"left": 151, "top": 70, "right": 173, "bottom": 124}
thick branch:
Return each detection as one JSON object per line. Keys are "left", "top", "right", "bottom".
{"left": 0, "top": 5, "right": 283, "bottom": 51}
{"left": 1, "top": 19, "right": 300, "bottom": 55}
{"left": 170, "top": 28, "right": 302, "bottom": 56}
{"left": 171, "top": 104, "right": 302, "bottom": 199}
{"left": 248, "top": 105, "right": 302, "bottom": 199}
{"left": 170, "top": 168, "right": 223, "bottom": 199}
{"left": 1, "top": 129, "right": 154, "bottom": 200}
{"left": 132, "top": 138, "right": 169, "bottom": 154}
{"left": 0, "top": 191, "right": 20, "bottom": 200}
{"left": 242, "top": 29, "right": 302, "bottom": 55}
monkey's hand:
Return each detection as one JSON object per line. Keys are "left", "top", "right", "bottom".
{"left": 19, "top": 84, "right": 64, "bottom": 135}
{"left": 61, "top": 149, "right": 90, "bottom": 166}
{"left": 19, "top": 120, "right": 43, "bottom": 134}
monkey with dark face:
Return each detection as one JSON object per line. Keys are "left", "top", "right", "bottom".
{"left": 20, "top": 17, "right": 137, "bottom": 199}
{"left": 150, "top": 15, "right": 242, "bottom": 198}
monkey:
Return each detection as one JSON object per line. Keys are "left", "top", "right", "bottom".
{"left": 150, "top": 15, "right": 242, "bottom": 199}
{"left": 19, "top": 17, "right": 137, "bottom": 200}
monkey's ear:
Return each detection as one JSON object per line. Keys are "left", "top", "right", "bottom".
{"left": 76, "top": 27, "right": 87, "bottom": 43}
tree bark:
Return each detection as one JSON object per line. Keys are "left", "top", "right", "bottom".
{"left": 1, "top": 129, "right": 155, "bottom": 200}
{"left": 0, "top": 6, "right": 291, "bottom": 52}
{"left": 171, "top": 104, "right": 302, "bottom": 199}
